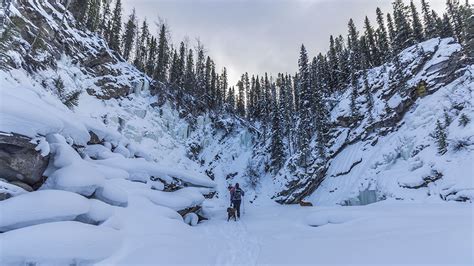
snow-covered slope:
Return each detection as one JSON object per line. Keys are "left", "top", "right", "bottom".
{"left": 273, "top": 38, "right": 474, "bottom": 204}
{"left": 0, "top": 1, "right": 223, "bottom": 264}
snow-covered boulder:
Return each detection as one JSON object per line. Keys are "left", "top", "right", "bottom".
{"left": 0, "top": 190, "right": 90, "bottom": 232}
{"left": 0, "top": 221, "right": 122, "bottom": 265}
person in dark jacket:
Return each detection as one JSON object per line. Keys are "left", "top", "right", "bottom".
{"left": 230, "top": 183, "right": 244, "bottom": 218}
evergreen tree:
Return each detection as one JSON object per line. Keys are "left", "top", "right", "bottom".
{"left": 376, "top": 7, "right": 391, "bottom": 62}
{"left": 347, "top": 18, "right": 361, "bottom": 71}
{"left": 421, "top": 0, "right": 437, "bottom": 38}
{"left": 109, "top": 0, "right": 123, "bottom": 52}
{"left": 459, "top": 113, "right": 470, "bottom": 126}
{"left": 210, "top": 64, "right": 218, "bottom": 108}
{"left": 387, "top": 13, "right": 397, "bottom": 49}
{"left": 169, "top": 49, "right": 179, "bottom": 85}
{"left": 145, "top": 36, "right": 157, "bottom": 76}
{"left": 177, "top": 41, "right": 186, "bottom": 88}
{"left": 227, "top": 86, "right": 235, "bottom": 111}
{"left": 392, "top": 0, "right": 414, "bottom": 52}
{"left": 327, "top": 35, "right": 339, "bottom": 91}
{"left": 363, "top": 71, "right": 374, "bottom": 122}
{"left": 439, "top": 13, "right": 455, "bottom": 37}
{"left": 86, "top": 0, "right": 101, "bottom": 32}
{"left": 195, "top": 41, "right": 206, "bottom": 96}
{"left": 184, "top": 49, "right": 195, "bottom": 92}
{"left": 446, "top": 0, "right": 465, "bottom": 43}
{"left": 236, "top": 79, "right": 246, "bottom": 116}
{"left": 220, "top": 67, "right": 228, "bottom": 107}
{"left": 360, "top": 35, "right": 371, "bottom": 69}
{"left": 335, "top": 35, "right": 350, "bottom": 87}
{"left": 270, "top": 92, "right": 285, "bottom": 172}
{"left": 350, "top": 79, "right": 359, "bottom": 117}
{"left": 244, "top": 72, "right": 250, "bottom": 118}
{"left": 71, "top": 0, "right": 88, "bottom": 24}
{"left": 134, "top": 20, "right": 149, "bottom": 72}
{"left": 297, "top": 44, "right": 312, "bottom": 168}
{"left": 253, "top": 76, "right": 262, "bottom": 119}
{"left": 204, "top": 56, "right": 213, "bottom": 104}
{"left": 155, "top": 24, "right": 169, "bottom": 82}
{"left": 364, "top": 16, "right": 379, "bottom": 66}
{"left": 463, "top": 3, "right": 474, "bottom": 58}
{"left": 121, "top": 9, "right": 137, "bottom": 61}
{"left": 100, "top": 0, "right": 111, "bottom": 38}
{"left": 410, "top": 0, "right": 424, "bottom": 42}
{"left": 434, "top": 119, "right": 448, "bottom": 154}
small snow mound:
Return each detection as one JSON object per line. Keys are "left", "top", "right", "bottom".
{"left": 306, "top": 211, "right": 360, "bottom": 227}
{"left": 0, "top": 221, "right": 122, "bottom": 264}
{"left": 184, "top": 213, "right": 199, "bottom": 226}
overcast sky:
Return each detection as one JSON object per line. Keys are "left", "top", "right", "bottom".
{"left": 122, "top": 0, "right": 445, "bottom": 85}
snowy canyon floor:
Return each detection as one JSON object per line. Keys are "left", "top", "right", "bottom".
{"left": 100, "top": 199, "right": 473, "bottom": 265}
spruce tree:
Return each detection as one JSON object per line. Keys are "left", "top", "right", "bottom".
{"left": 177, "top": 41, "right": 186, "bottom": 88}
{"left": 364, "top": 71, "right": 374, "bottom": 122}
{"left": 155, "top": 24, "right": 169, "bottom": 82}
{"left": 421, "top": 0, "right": 437, "bottom": 38}
{"left": 376, "top": 7, "right": 391, "bottom": 62}
{"left": 121, "top": 9, "right": 137, "bottom": 61}
{"left": 350, "top": 78, "right": 359, "bottom": 117}
{"left": 327, "top": 35, "right": 339, "bottom": 91}
{"left": 210, "top": 64, "right": 217, "bottom": 108}
{"left": 184, "top": 48, "right": 195, "bottom": 92}
{"left": 244, "top": 72, "right": 250, "bottom": 118}
{"left": 227, "top": 86, "right": 235, "bottom": 111}
{"left": 364, "top": 16, "right": 379, "bottom": 66}
{"left": 347, "top": 18, "right": 361, "bottom": 71}
{"left": 236, "top": 79, "right": 246, "bottom": 116}
{"left": 335, "top": 35, "right": 350, "bottom": 87}
{"left": 220, "top": 67, "right": 228, "bottom": 107}
{"left": 360, "top": 35, "right": 371, "bottom": 69}
{"left": 410, "top": 0, "right": 424, "bottom": 42}
{"left": 439, "top": 13, "right": 455, "bottom": 37}
{"left": 463, "top": 4, "right": 474, "bottom": 58}
{"left": 387, "top": 13, "right": 397, "bottom": 50}
{"left": 145, "top": 36, "right": 157, "bottom": 76}
{"left": 100, "top": 0, "right": 111, "bottom": 38}
{"left": 204, "top": 56, "right": 213, "bottom": 104}
{"left": 109, "top": 0, "right": 123, "bottom": 52}
{"left": 297, "top": 44, "right": 312, "bottom": 168}
{"left": 434, "top": 119, "right": 448, "bottom": 154}
{"left": 86, "top": 0, "right": 101, "bottom": 32}
{"left": 270, "top": 92, "right": 285, "bottom": 172}
{"left": 446, "top": 0, "right": 465, "bottom": 43}
{"left": 392, "top": 0, "right": 414, "bottom": 52}
{"left": 71, "top": 0, "right": 88, "bottom": 24}
{"left": 459, "top": 113, "right": 470, "bottom": 126}
{"left": 133, "top": 20, "right": 148, "bottom": 71}
{"left": 169, "top": 49, "right": 179, "bottom": 85}
{"left": 195, "top": 42, "right": 206, "bottom": 96}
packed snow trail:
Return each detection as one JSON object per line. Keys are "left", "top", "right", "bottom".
{"left": 157, "top": 199, "right": 472, "bottom": 265}
{"left": 202, "top": 202, "right": 261, "bottom": 266}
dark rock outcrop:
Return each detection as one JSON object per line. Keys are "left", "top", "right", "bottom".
{"left": 0, "top": 133, "right": 49, "bottom": 189}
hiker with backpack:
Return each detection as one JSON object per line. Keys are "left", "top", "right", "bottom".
{"left": 230, "top": 183, "right": 244, "bottom": 219}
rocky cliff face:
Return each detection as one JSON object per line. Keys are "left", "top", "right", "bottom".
{"left": 1, "top": 0, "right": 147, "bottom": 100}
{"left": 272, "top": 38, "right": 473, "bottom": 204}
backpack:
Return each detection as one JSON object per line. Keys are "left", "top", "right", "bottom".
{"left": 232, "top": 188, "right": 244, "bottom": 201}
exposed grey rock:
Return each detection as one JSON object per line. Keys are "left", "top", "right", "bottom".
{"left": 9, "top": 180, "right": 33, "bottom": 192}
{"left": 0, "top": 133, "right": 49, "bottom": 188}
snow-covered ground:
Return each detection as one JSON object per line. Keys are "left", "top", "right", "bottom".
{"left": 98, "top": 198, "right": 473, "bottom": 265}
